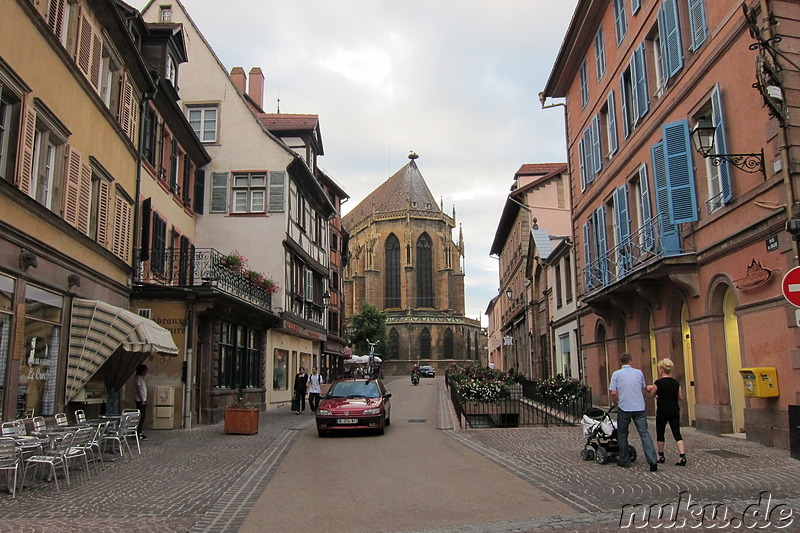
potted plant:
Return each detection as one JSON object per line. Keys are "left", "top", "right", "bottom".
{"left": 220, "top": 250, "right": 247, "bottom": 272}
{"left": 224, "top": 400, "right": 259, "bottom": 435}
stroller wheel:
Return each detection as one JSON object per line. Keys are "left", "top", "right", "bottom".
{"left": 595, "top": 446, "right": 609, "bottom": 465}
{"left": 580, "top": 448, "right": 592, "bottom": 461}
{"left": 629, "top": 446, "right": 637, "bottom": 463}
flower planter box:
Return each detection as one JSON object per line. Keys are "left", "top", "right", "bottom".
{"left": 224, "top": 407, "right": 259, "bottom": 435}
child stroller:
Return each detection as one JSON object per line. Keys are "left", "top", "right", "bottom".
{"left": 580, "top": 406, "right": 637, "bottom": 465}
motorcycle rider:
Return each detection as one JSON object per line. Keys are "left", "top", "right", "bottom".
{"left": 411, "top": 363, "right": 420, "bottom": 384}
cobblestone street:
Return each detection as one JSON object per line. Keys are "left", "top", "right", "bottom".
{"left": 1, "top": 379, "right": 798, "bottom": 532}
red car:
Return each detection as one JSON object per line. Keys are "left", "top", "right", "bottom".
{"left": 315, "top": 378, "right": 392, "bottom": 437}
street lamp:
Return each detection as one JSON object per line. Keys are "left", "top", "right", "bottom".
{"left": 690, "top": 117, "right": 766, "bottom": 179}
{"left": 322, "top": 290, "right": 331, "bottom": 308}
{"left": 506, "top": 288, "right": 513, "bottom": 300}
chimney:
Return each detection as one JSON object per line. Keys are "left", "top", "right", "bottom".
{"left": 248, "top": 67, "right": 264, "bottom": 110}
{"left": 230, "top": 67, "right": 246, "bottom": 95}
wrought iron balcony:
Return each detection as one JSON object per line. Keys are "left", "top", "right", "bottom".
{"left": 583, "top": 213, "right": 695, "bottom": 296}
{"left": 137, "top": 247, "right": 273, "bottom": 311}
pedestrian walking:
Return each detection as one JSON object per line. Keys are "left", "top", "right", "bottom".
{"left": 647, "top": 358, "right": 687, "bottom": 466}
{"left": 609, "top": 353, "right": 658, "bottom": 471}
{"left": 308, "top": 366, "right": 323, "bottom": 414}
{"left": 293, "top": 367, "right": 308, "bottom": 415}
{"left": 134, "top": 364, "right": 149, "bottom": 440}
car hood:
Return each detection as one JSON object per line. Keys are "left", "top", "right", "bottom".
{"left": 320, "top": 398, "right": 382, "bottom": 410}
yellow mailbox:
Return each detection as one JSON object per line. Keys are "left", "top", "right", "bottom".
{"left": 739, "top": 367, "right": 779, "bottom": 398}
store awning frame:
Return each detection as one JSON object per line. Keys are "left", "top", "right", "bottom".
{"left": 65, "top": 299, "right": 178, "bottom": 402}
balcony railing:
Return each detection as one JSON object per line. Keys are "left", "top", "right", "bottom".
{"left": 138, "top": 247, "right": 272, "bottom": 310}
{"left": 584, "top": 213, "right": 693, "bottom": 295}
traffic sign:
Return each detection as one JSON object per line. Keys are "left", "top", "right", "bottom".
{"left": 781, "top": 266, "right": 800, "bottom": 307}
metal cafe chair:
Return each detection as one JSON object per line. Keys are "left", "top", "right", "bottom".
{"left": 65, "top": 427, "right": 93, "bottom": 482}
{"left": 85, "top": 421, "right": 109, "bottom": 472}
{"left": 101, "top": 414, "right": 135, "bottom": 461}
{"left": 30, "top": 416, "right": 46, "bottom": 436}
{"left": 54, "top": 413, "right": 69, "bottom": 427}
{"left": 74, "top": 410, "right": 87, "bottom": 425}
{"left": 23, "top": 432, "right": 75, "bottom": 494}
{"left": 0, "top": 437, "right": 21, "bottom": 498}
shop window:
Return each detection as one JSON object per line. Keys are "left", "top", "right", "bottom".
{"left": 273, "top": 349, "right": 289, "bottom": 391}
{"left": 19, "top": 285, "right": 63, "bottom": 417}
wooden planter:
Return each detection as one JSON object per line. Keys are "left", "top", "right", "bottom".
{"left": 224, "top": 407, "right": 259, "bottom": 435}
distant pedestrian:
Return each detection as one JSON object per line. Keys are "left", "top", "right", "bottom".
{"left": 647, "top": 358, "right": 687, "bottom": 466}
{"left": 609, "top": 353, "right": 658, "bottom": 471}
{"left": 134, "top": 364, "right": 149, "bottom": 440}
{"left": 308, "top": 366, "right": 323, "bottom": 414}
{"left": 293, "top": 367, "right": 308, "bottom": 415}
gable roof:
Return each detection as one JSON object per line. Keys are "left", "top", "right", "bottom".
{"left": 259, "top": 114, "right": 319, "bottom": 131}
{"left": 343, "top": 158, "right": 439, "bottom": 230}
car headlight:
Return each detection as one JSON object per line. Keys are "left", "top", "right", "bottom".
{"left": 363, "top": 408, "right": 381, "bottom": 415}
{"left": 317, "top": 409, "right": 332, "bottom": 415}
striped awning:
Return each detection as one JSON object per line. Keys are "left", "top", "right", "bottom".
{"left": 65, "top": 299, "right": 179, "bottom": 402}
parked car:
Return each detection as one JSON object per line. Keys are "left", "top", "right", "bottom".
{"left": 316, "top": 378, "right": 392, "bottom": 437}
{"left": 419, "top": 365, "right": 435, "bottom": 377}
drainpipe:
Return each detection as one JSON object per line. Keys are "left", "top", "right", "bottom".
{"left": 184, "top": 293, "right": 195, "bottom": 429}
{"left": 757, "top": 0, "right": 797, "bottom": 263}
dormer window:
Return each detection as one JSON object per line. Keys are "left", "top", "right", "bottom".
{"left": 160, "top": 6, "right": 172, "bottom": 21}
{"left": 165, "top": 54, "right": 176, "bottom": 85}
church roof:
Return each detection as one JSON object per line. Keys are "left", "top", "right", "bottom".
{"left": 343, "top": 157, "right": 439, "bottom": 230}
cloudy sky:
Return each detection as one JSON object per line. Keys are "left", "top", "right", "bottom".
{"left": 134, "top": 0, "right": 579, "bottom": 324}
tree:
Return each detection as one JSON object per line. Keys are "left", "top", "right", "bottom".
{"left": 349, "top": 302, "right": 388, "bottom": 357}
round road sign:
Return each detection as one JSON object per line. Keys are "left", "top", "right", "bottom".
{"left": 781, "top": 266, "right": 800, "bottom": 307}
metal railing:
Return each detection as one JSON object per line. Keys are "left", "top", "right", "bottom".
{"left": 584, "top": 213, "right": 693, "bottom": 294}
{"left": 138, "top": 247, "right": 272, "bottom": 310}
{"left": 446, "top": 375, "right": 592, "bottom": 428}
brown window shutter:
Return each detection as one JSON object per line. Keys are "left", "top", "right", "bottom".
{"left": 17, "top": 104, "right": 36, "bottom": 196}
{"left": 113, "top": 194, "right": 132, "bottom": 262}
{"left": 78, "top": 161, "right": 92, "bottom": 234}
{"left": 48, "top": 0, "right": 66, "bottom": 41}
{"left": 64, "top": 145, "right": 82, "bottom": 227}
{"left": 90, "top": 34, "right": 102, "bottom": 90}
{"left": 119, "top": 75, "right": 134, "bottom": 140}
{"left": 97, "top": 179, "right": 110, "bottom": 248}
{"left": 77, "top": 13, "right": 93, "bottom": 77}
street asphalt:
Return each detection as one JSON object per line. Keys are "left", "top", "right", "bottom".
{"left": 1, "top": 377, "right": 798, "bottom": 532}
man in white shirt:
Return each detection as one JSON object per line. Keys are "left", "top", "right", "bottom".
{"left": 307, "top": 366, "right": 324, "bottom": 414}
{"left": 134, "top": 364, "right": 149, "bottom": 440}
{"left": 609, "top": 353, "right": 657, "bottom": 471}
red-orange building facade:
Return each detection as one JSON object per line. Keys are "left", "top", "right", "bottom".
{"left": 543, "top": 0, "right": 800, "bottom": 449}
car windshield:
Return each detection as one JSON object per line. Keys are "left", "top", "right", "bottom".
{"left": 420, "top": 366, "right": 433, "bottom": 370}
{"left": 328, "top": 381, "right": 381, "bottom": 399}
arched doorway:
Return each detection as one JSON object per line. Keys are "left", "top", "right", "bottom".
{"left": 597, "top": 323, "right": 609, "bottom": 405}
{"left": 723, "top": 288, "right": 745, "bottom": 433}
{"left": 648, "top": 313, "right": 658, "bottom": 382}
{"left": 681, "top": 304, "right": 696, "bottom": 425}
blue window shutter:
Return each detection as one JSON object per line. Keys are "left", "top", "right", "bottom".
{"left": 663, "top": 0, "right": 684, "bottom": 78}
{"left": 710, "top": 84, "right": 732, "bottom": 202}
{"left": 615, "top": 184, "right": 632, "bottom": 275}
{"left": 652, "top": 141, "right": 681, "bottom": 254}
{"left": 580, "top": 60, "right": 588, "bottom": 107}
{"left": 608, "top": 91, "right": 618, "bottom": 155}
{"left": 595, "top": 206, "right": 608, "bottom": 284}
{"left": 583, "top": 127, "right": 595, "bottom": 183}
{"left": 583, "top": 221, "right": 592, "bottom": 288}
{"left": 592, "top": 115, "right": 603, "bottom": 174}
{"left": 633, "top": 44, "right": 649, "bottom": 121}
{"left": 632, "top": 0, "right": 641, "bottom": 14}
{"left": 614, "top": 0, "right": 628, "bottom": 44}
{"left": 688, "top": 0, "right": 707, "bottom": 50}
{"left": 657, "top": 5, "right": 670, "bottom": 86}
{"left": 620, "top": 75, "right": 630, "bottom": 138}
{"left": 663, "top": 120, "right": 698, "bottom": 224}
{"left": 578, "top": 139, "right": 587, "bottom": 191}
{"left": 639, "top": 165, "right": 655, "bottom": 251}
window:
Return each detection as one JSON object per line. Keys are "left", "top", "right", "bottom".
{"left": 560, "top": 334, "right": 572, "bottom": 378}
{"left": 217, "top": 322, "right": 262, "bottom": 390}
{"left": 612, "top": 184, "right": 633, "bottom": 276}
{"left": 186, "top": 105, "right": 218, "bottom": 143}
{"left": 273, "top": 349, "right": 288, "bottom": 390}
{"left": 389, "top": 328, "right": 400, "bottom": 359}
{"left": 88, "top": 161, "right": 112, "bottom": 248}
{"left": 169, "top": 138, "right": 179, "bottom": 194}
{"left": 0, "top": 81, "right": 22, "bottom": 183}
{"left": 695, "top": 84, "right": 732, "bottom": 213}
{"left": 385, "top": 234, "right": 400, "bottom": 308}
{"left": 633, "top": 165, "right": 656, "bottom": 251}
{"left": 141, "top": 104, "right": 157, "bottom": 165}
{"left": 27, "top": 101, "right": 69, "bottom": 213}
{"left": 564, "top": 255, "right": 573, "bottom": 303}
{"left": 656, "top": 0, "right": 684, "bottom": 87}
{"left": 443, "top": 328, "right": 453, "bottom": 359}
{"left": 632, "top": 0, "right": 641, "bottom": 14}
{"left": 620, "top": 44, "right": 649, "bottom": 137}
{"left": 232, "top": 172, "right": 266, "bottom": 213}
{"left": 604, "top": 91, "right": 619, "bottom": 156}
{"left": 419, "top": 328, "right": 431, "bottom": 359}
{"left": 416, "top": 233, "right": 434, "bottom": 307}
{"left": 112, "top": 189, "right": 133, "bottom": 262}
{"left": 151, "top": 212, "right": 167, "bottom": 276}
{"left": 595, "top": 27, "right": 606, "bottom": 80}
{"left": 99, "top": 43, "right": 122, "bottom": 115}
{"left": 613, "top": 0, "right": 629, "bottom": 44}
{"left": 687, "top": 0, "right": 707, "bottom": 51}
{"left": 165, "top": 54, "right": 176, "bottom": 86}
{"left": 555, "top": 263, "right": 563, "bottom": 308}
{"left": 578, "top": 115, "right": 602, "bottom": 190}
{"left": 159, "top": 5, "right": 172, "bottom": 21}
{"left": 20, "top": 285, "right": 63, "bottom": 416}
{"left": 579, "top": 59, "right": 589, "bottom": 107}
{"left": 181, "top": 154, "right": 193, "bottom": 206}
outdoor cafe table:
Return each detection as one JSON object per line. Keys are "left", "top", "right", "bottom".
{"left": 34, "top": 426, "right": 79, "bottom": 449}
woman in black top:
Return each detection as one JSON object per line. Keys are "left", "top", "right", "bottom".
{"left": 647, "top": 358, "right": 687, "bottom": 466}
{"left": 293, "top": 367, "right": 308, "bottom": 415}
